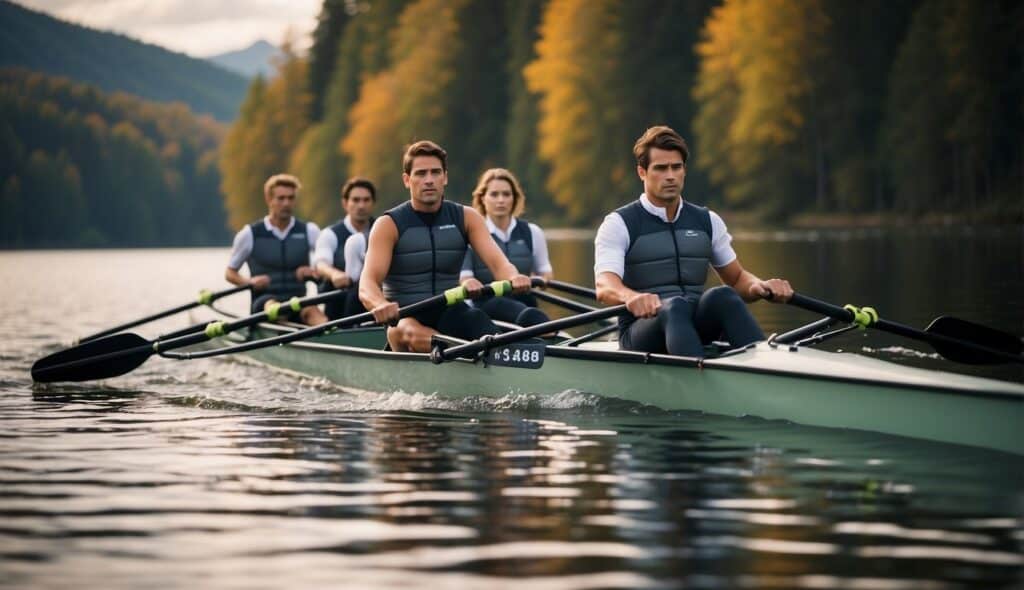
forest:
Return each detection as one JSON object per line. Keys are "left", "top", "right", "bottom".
{"left": 221, "top": 0, "right": 1024, "bottom": 229}
{"left": 0, "top": 68, "right": 228, "bottom": 247}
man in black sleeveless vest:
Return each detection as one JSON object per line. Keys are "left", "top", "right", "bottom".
{"left": 359, "top": 141, "right": 533, "bottom": 352}
{"left": 594, "top": 126, "right": 793, "bottom": 357}
{"left": 225, "top": 174, "right": 327, "bottom": 326}
{"left": 314, "top": 177, "right": 376, "bottom": 320}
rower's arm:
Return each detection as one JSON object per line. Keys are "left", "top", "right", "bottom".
{"left": 358, "top": 216, "right": 398, "bottom": 311}
{"left": 314, "top": 229, "right": 349, "bottom": 287}
{"left": 224, "top": 226, "right": 270, "bottom": 289}
{"left": 595, "top": 271, "right": 642, "bottom": 305}
{"left": 225, "top": 267, "right": 249, "bottom": 287}
{"left": 465, "top": 207, "right": 518, "bottom": 281}
{"left": 714, "top": 260, "right": 793, "bottom": 303}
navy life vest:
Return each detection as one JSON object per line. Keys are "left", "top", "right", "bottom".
{"left": 383, "top": 201, "right": 467, "bottom": 306}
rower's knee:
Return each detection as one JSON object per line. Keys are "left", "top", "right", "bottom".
{"left": 515, "top": 307, "right": 549, "bottom": 327}
{"left": 394, "top": 318, "right": 436, "bottom": 352}
{"left": 702, "top": 286, "right": 745, "bottom": 311}
{"left": 386, "top": 326, "right": 406, "bottom": 352}
{"left": 660, "top": 296, "right": 694, "bottom": 320}
{"left": 300, "top": 306, "right": 327, "bottom": 326}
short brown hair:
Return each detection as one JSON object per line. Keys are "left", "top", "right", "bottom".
{"left": 403, "top": 140, "right": 448, "bottom": 174}
{"left": 471, "top": 168, "right": 526, "bottom": 217}
{"left": 263, "top": 173, "right": 301, "bottom": 198}
{"left": 633, "top": 126, "right": 689, "bottom": 169}
{"left": 341, "top": 177, "right": 376, "bottom": 201}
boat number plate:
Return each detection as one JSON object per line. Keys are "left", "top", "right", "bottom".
{"left": 488, "top": 342, "right": 545, "bottom": 369}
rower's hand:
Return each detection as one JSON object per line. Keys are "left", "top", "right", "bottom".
{"left": 510, "top": 274, "right": 532, "bottom": 294}
{"left": 626, "top": 292, "right": 661, "bottom": 318}
{"left": 462, "top": 278, "right": 484, "bottom": 298}
{"left": 330, "top": 271, "right": 351, "bottom": 289}
{"left": 752, "top": 278, "right": 793, "bottom": 303}
{"left": 249, "top": 275, "right": 271, "bottom": 291}
{"left": 371, "top": 301, "right": 399, "bottom": 325}
{"left": 295, "top": 265, "right": 317, "bottom": 282}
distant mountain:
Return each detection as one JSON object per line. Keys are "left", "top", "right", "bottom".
{"left": 1, "top": 68, "right": 229, "bottom": 248}
{"left": 0, "top": 0, "right": 248, "bottom": 121}
{"left": 208, "top": 40, "right": 282, "bottom": 78}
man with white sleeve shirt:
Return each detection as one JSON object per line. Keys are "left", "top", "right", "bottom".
{"left": 313, "top": 177, "right": 376, "bottom": 320}
{"left": 594, "top": 125, "right": 793, "bottom": 357}
{"left": 225, "top": 173, "right": 327, "bottom": 326}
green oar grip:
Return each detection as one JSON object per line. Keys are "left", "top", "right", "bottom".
{"left": 443, "top": 281, "right": 514, "bottom": 306}
{"left": 843, "top": 304, "right": 879, "bottom": 329}
{"left": 444, "top": 285, "right": 469, "bottom": 305}
{"left": 197, "top": 289, "right": 214, "bottom": 305}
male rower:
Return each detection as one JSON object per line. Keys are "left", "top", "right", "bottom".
{"left": 594, "top": 125, "right": 793, "bottom": 356}
{"left": 225, "top": 173, "right": 327, "bottom": 326}
{"left": 359, "top": 140, "right": 532, "bottom": 352}
{"left": 313, "top": 177, "right": 377, "bottom": 320}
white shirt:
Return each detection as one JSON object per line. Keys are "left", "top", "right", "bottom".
{"left": 227, "top": 216, "right": 320, "bottom": 270}
{"left": 460, "top": 216, "right": 553, "bottom": 279}
{"left": 344, "top": 232, "right": 367, "bottom": 282}
{"left": 593, "top": 194, "right": 736, "bottom": 278}
{"left": 313, "top": 216, "right": 365, "bottom": 268}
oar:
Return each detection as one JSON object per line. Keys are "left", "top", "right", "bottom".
{"left": 79, "top": 284, "right": 252, "bottom": 343}
{"left": 32, "top": 289, "right": 349, "bottom": 383}
{"left": 432, "top": 304, "right": 627, "bottom": 363}
{"left": 161, "top": 280, "right": 527, "bottom": 361}
{"left": 783, "top": 292, "right": 1024, "bottom": 365}
{"left": 544, "top": 279, "right": 598, "bottom": 300}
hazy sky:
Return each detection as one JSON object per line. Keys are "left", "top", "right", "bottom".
{"left": 16, "top": 0, "right": 322, "bottom": 57}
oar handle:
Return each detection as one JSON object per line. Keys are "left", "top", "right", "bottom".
{"left": 164, "top": 281, "right": 520, "bottom": 361}
{"left": 80, "top": 284, "right": 253, "bottom": 343}
{"left": 153, "top": 288, "right": 352, "bottom": 353}
{"left": 434, "top": 304, "right": 627, "bottom": 362}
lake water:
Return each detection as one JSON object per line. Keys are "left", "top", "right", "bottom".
{"left": 2, "top": 228, "right": 1022, "bottom": 589}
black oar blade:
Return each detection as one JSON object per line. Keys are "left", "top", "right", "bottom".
{"left": 32, "top": 333, "right": 153, "bottom": 383}
{"left": 925, "top": 316, "right": 1024, "bottom": 365}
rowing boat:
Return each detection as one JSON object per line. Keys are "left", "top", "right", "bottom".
{"left": 196, "top": 309, "right": 1024, "bottom": 455}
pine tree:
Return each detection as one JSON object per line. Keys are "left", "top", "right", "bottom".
{"left": 524, "top": 0, "right": 635, "bottom": 223}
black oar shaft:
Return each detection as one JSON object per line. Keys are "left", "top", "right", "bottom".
{"left": 163, "top": 281, "right": 525, "bottom": 361}
{"left": 545, "top": 280, "right": 598, "bottom": 300}
{"left": 788, "top": 293, "right": 1024, "bottom": 365}
{"left": 31, "top": 289, "right": 349, "bottom": 382}
{"left": 80, "top": 284, "right": 251, "bottom": 342}
{"left": 438, "top": 304, "right": 627, "bottom": 361}
{"left": 532, "top": 289, "right": 599, "bottom": 314}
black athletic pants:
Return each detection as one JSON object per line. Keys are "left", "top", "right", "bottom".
{"left": 411, "top": 301, "right": 501, "bottom": 341}
{"left": 620, "top": 286, "right": 764, "bottom": 357}
{"left": 476, "top": 292, "right": 550, "bottom": 327}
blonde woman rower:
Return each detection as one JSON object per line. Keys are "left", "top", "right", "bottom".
{"left": 461, "top": 168, "right": 553, "bottom": 327}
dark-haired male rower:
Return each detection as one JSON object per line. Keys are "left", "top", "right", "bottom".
{"left": 359, "top": 140, "right": 532, "bottom": 352}
{"left": 595, "top": 125, "right": 793, "bottom": 356}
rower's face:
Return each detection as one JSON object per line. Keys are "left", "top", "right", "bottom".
{"left": 639, "top": 147, "right": 686, "bottom": 204}
{"left": 403, "top": 156, "right": 447, "bottom": 206}
{"left": 265, "top": 186, "right": 297, "bottom": 220}
{"left": 481, "top": 179, "right": 514, "bottom": 219}
{"left": 343, "top": 187, "right": 375, "bottom": 223}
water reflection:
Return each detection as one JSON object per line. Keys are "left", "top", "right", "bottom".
{"left": 2, "top": 235, "right": 1023, "bottom": 588}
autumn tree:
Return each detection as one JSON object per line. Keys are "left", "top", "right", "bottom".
{"left": 524, "top": 0, "right": 635, "bottom": 223}
{"left": 694, "top": 0, "right": 830, "bottom": 220}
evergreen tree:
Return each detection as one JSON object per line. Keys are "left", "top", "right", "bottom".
{"left": 524, "top": 0, "right": 635, "bottom": 223}
{"left": 694, "top": 0, "right": 830, "bottom": 219}
{"left": 294, "top": 0, "right": 409, "bottom": 222}
{"left": 505, "top": 0, "right": 555, "bottom": 221}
